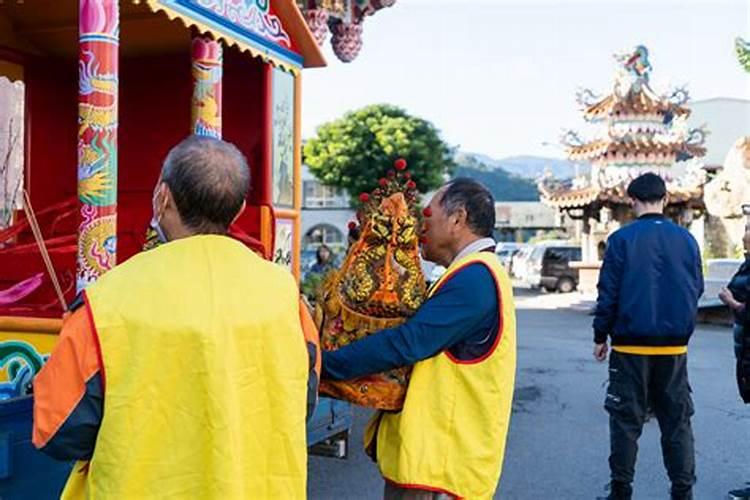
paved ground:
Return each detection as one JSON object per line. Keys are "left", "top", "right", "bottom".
{"left": 308, "top": 289, "right": 750, "bottom": 499}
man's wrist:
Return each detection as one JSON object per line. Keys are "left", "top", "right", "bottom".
{"left": 594, "top": 330, "right": 608, "bottom": 344}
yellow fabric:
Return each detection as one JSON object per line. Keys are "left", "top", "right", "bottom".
{"left": 613, "top": 345, "right": 688, "bottom": 355}
{"left": 371, "top": 251, "right": 517, "bottom": 499}
{"left": 62, "top": 235, "right": 308, "bottom": 499}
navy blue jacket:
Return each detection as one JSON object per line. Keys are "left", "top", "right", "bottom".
{"left": 322, "top": 263, "right": 499, "bottom": 381}
{"left": 593, "top": 214, "right": 704, "bottom": 347}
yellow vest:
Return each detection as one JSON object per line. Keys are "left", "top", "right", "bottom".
{"left": 369, "top": 251, "right": 516, "bottom": 499}
{"left": 63, "top": 235, "right": 308, "bottom": 499}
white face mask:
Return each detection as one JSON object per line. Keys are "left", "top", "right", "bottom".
{"left": 149, "top": 215, "right": 169, "bottom": 244}
{"left": 150, "top": 185, "right": 169, "bottom": 243}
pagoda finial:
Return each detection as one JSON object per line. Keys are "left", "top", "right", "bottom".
{"left": 623, "top": 45, "right": 651, "bottom": 79}
{"left": 613, "top": 44, "right": 652, "bottom": 96}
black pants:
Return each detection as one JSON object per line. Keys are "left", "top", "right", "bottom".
{"left": 605, "top": 351, "right": 695, "bottom": 491}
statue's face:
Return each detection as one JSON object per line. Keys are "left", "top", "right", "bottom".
{"left": 337, "top": 192, "right": 425, "bottom": 318}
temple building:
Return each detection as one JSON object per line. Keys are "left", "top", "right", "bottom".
{"left": 538, "top": 46, "right": 708, "bottom": 276}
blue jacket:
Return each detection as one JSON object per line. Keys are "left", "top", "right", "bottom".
{"left": 593, "top": 214, "right": 704, "bottom": 347}
{"left": 322, "top": 262, "right": 499, "bottom": 380}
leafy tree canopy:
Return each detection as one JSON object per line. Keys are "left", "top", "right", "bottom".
{"left": 304, "top": 104, "right": 456, "bottom": 202}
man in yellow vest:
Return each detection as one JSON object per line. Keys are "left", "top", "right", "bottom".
{"left": 323, "top": 178, "right": 517, "bottom": 499}
{"left": 32, "top": 136, "right": 318, "bottom": 499}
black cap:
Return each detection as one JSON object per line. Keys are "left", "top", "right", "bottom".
{"left": 627, "top": 173, "right": 667, "bottom": 202}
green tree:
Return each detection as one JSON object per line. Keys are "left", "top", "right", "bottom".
{"left": 304, "top": 104, "right": 456, "bottom": 202}
{"left": 737, "top": 37, "right": 750, "bottom": 73}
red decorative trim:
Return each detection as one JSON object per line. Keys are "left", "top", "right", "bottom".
{"left": 262, "top": 64, "right": 274, "bottom": 206}
{"left": 435, "top": 260, "right": 504, "bottom": 366}
{"left": 384, "top": 478, "right": 462, "bottom": 499}
{"left": 83, "top": 291, "right": 106, "bottom": 394}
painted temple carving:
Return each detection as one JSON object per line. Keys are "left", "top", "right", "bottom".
{"left": 296, "top": 0, "right": 396, "bottom": 62}
{"left": 538, "top": 46, "right": 708, "bottom": 264}
{"left": 701, "top": 38, "right": 750, "bottom": 252}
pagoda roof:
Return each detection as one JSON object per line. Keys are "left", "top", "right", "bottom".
{"left": 538, "top": 184, "right": 600, "bottom": 209}
{"left": 584, "top": 88, "right": 691, "bottom": 122}
{"left": 568, "top": 137, "right": 706, "bottom": 163}
{"left": 539, "top": 182, "right": 703, "bottom": 210}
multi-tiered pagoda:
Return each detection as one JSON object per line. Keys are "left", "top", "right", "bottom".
{"left": 539, "top": 45, "right": 708, "bottom": 264}
{"left": 296, "top": 0, "right": 395, "bottom": 63}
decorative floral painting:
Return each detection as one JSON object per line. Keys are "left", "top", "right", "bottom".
{"left": 0, "top": 77, "right": 24, "bottom": 230}
{"left": 272, "top": 68, "right": 295, "bottom": 208}
{"left": 273, "top": 218, "right": 294, "bottom": 272}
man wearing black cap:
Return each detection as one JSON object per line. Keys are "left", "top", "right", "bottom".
{"left": 593, "top": 173, "right": 704, "bottom": 500}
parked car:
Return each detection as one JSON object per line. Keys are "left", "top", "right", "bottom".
{"left": 510, "top": 245, "right": 535, "bottom": 280}
{"left": 525, "top": 244, "right": 582, "bottom": 293}
{"left": 495, "top": 243, "right": 524, "bottom": 272}
{"left": 513, "top": 240, "right": 570, "bottom": 282}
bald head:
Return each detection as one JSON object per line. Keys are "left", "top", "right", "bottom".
{"left": 160, "top": 136, "right": 250, "bottom": 234}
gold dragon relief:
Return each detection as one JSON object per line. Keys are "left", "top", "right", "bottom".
{"left": 78, "top": 102, "right": 117, "bottom": 135}
{"left": 318, "top": 185, "right": 427, "bottom": 410}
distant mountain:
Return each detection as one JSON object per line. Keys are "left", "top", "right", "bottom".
{"left": 453, "top": 154, "right": 540, "bottom": 202}
{"left": 459, "top": 152, "right": 589, "bottom": 180}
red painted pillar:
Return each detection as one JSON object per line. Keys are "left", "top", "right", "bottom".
{"left": 77, "top": 0, "right": 119, "bottom": 291}
{"left": 191, "top": 36, "right": 223, "bottom": 138}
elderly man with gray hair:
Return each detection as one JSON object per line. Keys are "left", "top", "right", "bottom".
{"left": 323, "top": 178, "right": 517, "bottom": 499}
{"left": 33, "top": 136, "right": 318, "bottom": 499}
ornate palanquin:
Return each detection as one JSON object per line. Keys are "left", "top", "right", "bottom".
{"left": 0, "top": 0, "right": 325, "bottom": 394}
{"left": 317, "top": 159, "right": 426, "bottom": 410}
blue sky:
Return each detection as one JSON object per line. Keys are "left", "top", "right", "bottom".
{"left": 301, "top": 0, "right": 750, "bottom": 159}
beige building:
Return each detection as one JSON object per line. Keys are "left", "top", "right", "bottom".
{"left": 494, "top": 202, "right": 569, "bottom": 242}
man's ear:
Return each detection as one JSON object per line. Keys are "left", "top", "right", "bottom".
{"left": 161, "top": 183, "right": 176, "bottom": 212}
{"left": 452, "top": 207, "right": 468, "bottom": 228}
{"left": 153, "top": 182, "right": 171, "bottom": 215}
{"left": 231, "top": 200, "right": 247, "bottom": 225}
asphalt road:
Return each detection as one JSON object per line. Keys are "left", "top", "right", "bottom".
{"left": 308, "top": 289, "right": 750, "bottom": 499}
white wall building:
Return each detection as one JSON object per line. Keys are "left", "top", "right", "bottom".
{"left": 300, "top": 165, "right": 354, "bottom": 253}
{"left": 688, "top": 98, "right": 750, "bottom": 167}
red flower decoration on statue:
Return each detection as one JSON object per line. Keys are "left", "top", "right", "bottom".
{"left": 378, "top": 178, "right": 388, "bottom": 187}
{"left": 387, "top": 170, "right": 396, "bottom": 178}
{"left": 403, "top": 172, "right": 412, "bottom": 179}
{"left": 348, "top": 221, "right": 357, "bottom": 230}
{"left": 406, "top": 180, "right": 417, "bottom": 190}
{"left": 394, "top": 159, "right": 407, "bottom": 170}
{"left": 423, "top": 207, "right": 433, "bottom": 217}
{"left": 359, "top": 193, "right": 370, "bottom": 203}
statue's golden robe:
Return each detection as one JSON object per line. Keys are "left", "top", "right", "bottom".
{"left": 317, "top": 191, "right": 426, "bottom": 410}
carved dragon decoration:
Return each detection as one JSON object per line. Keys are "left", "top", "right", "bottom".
{"left": 316, "top": 159, "right": 426, "bottom": 410}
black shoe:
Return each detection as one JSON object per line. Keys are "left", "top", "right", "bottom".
{"left": 596, "top": 481, "right": 632, "bottom": 500}
{"left": 729, "top": 486, "right": 750, "bottom": 499}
